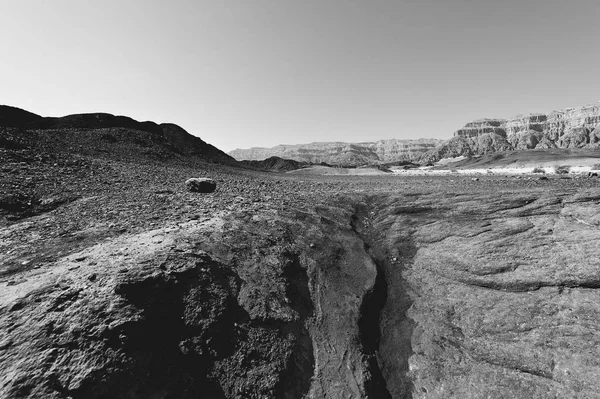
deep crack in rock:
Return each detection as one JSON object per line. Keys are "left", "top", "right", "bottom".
{"left": 352, "top": 199, "right": 416, "bottom": 399}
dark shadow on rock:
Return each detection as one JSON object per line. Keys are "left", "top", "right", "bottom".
{"left": 277, "top": 252, "right": 315, "bottom": 399}
{"left": 72, "top": 255, "right": 244, "bottom": 398}
{"left": 352, "top": 198, "right": 416, "bottom": 399}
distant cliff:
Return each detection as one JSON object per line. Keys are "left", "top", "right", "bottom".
{"left": 229, "top": 138, "right": 442, "bottom": 166}
{"left": 421, "top": 102, "right": 600, "bottom": 163}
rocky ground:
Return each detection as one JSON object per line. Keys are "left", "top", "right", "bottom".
{"left": 3, "top": 121, "right": 600, "bottom": 398}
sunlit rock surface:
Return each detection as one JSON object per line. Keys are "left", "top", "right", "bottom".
{"left": 422, "top": 102, "right": 600, "bottom": 162}
{"left": 229, "top": 139, "right": 443, "bottom": 166}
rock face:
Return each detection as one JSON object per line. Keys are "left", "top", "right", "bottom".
{"left": 185, "top": 178, "right": 217, "bottom": 193}
{"left": 422, "top": 102, "right": 600, "bottom": 162}
{"left": 454, "top": 119, "right": 507, "bottom": 138}
{"left": 231, "top": 102, "right": 600, "bottom": 166}
{"left": 229, "top": 139, "right": 443, "bottom": 166}
{"left": 367, "top": 188, "right": 600, "bottom": 398}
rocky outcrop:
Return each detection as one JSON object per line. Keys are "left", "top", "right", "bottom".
{"left": 229, "top": 139, "right": 442, "bottom": 166}
{"left": 422, "top": 102, "right": 600, "bottom": 163}
{"left": 454, "top": 119, "right": 507, "bottom": 138}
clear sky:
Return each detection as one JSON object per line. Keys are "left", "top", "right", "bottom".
{"left": 1, "top": 0, "right": 599, "bottom": 152}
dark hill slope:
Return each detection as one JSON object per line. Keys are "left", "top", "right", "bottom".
{"left": 239, "top": 156, "right": 305, "bottom": 172}
{"left": 0, "top": 105, "right": 235, "bottom": 165}
{"left": 0, "top": 105, "right": 44, "bottom": 127}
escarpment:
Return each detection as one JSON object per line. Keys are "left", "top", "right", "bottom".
{"left": 422, "top": 102, "right": 600, "bottom": 162}
{"left": 231, "top": 102, "right": 600, "bottom": 166}
{"left": 229, "top": 139, "right": 442, "bottom": 166}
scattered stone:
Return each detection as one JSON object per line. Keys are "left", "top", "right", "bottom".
{"left": 185, "top": 178, "right": 216, "bottom": 193}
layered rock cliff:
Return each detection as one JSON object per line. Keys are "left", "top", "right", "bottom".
{"left": 229, "top": 139, "right": 442, "bottom": 166}
{"left": 422, "top": 102, "right": 600, "bottom": 163}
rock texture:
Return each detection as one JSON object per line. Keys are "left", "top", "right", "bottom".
{"left": 4, "top": 105, "right": 600, "bottom": 398}
{"left": 422, "top": 102, "right": 600, "bottom": 162}
{"left": 366, "top": 188, "right": 600, "bottom": 398}
{"left": 229, "top": 139, "right": 442, "bottom": 166}
{"left": 185, "top": 177, "right": 217, "bottom": 193}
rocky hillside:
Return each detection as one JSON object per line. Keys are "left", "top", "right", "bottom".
{"left": 238, "top": 156, "right": 306, "bottom": 172}
{"left": 421, "top": 102, "right": 600, "bottom": 162}
{"left": 229, "top": 138, "right": 442, "bottom": 166}
{"left": 0, "top": 105, "right": 236, "bottom": 166}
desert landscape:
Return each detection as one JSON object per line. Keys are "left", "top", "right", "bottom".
{"left": 2, "top": 104, "right": 600, "bottom": 398}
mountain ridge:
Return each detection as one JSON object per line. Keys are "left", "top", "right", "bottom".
{"left": 421, "top": 102, "right": 600, "bottom": 162}
{"left": 0, "top": 105, "right": 236, "bottom": 165}
{"left": 229, "top": 138, "right": 442, "bottom": 166}
{"left": 230, "top": 101, "right": 600, "bottom": 165}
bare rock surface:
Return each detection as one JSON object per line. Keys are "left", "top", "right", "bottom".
{"left": 3, "top": 106, "right": 600, "bottom": 398}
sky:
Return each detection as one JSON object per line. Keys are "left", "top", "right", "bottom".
{"left": 1, "top": 0, "right": 599, "bottom": 152}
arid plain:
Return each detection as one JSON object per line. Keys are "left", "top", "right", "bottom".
{"left": 2, "top": 106, "right": 600, "bottom": 398}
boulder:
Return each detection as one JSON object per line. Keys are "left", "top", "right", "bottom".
{"left": 185, "top": 178, "right": 216, "bottom": 193}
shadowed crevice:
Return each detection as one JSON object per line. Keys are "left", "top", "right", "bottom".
{"left": 352, "top": 198, "right": 417, "bottom": 399}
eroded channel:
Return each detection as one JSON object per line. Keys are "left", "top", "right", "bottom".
{"left": 352, "top": 198, "right": 417, "bottom": 399}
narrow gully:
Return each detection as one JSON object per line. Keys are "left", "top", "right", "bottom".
{"left": 352, "top": 200, "right": 415, "bottom": 399}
